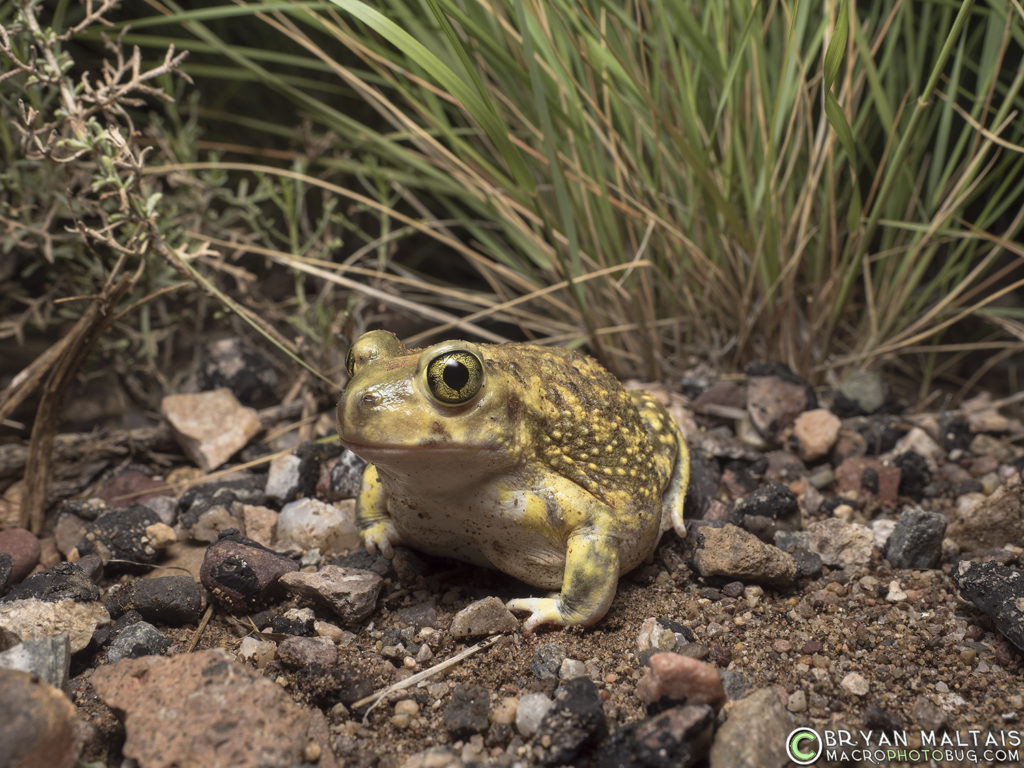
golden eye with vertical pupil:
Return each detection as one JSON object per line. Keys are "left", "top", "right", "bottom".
{"left": 425, "top": 350, "right": 484, "bottom": 404}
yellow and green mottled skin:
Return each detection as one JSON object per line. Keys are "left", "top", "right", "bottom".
{"left": 337, "top": 330, "right": 689, "bottom": 633}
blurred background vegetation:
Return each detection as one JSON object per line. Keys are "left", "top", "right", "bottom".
{"left": 2, "top": 0, "right": 1023, "bottom": 429}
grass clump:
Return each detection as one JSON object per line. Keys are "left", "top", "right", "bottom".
{"left": 110, "top": 0, "right": 1024, "bottom": 387}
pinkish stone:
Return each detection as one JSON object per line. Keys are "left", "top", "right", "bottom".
{"left": 636, "top": 652, "right": 726, "bottom": 711}
{"left": 0, "top": 529, "right": 41, "bottom": 584}
{"left": 835, "top": 456, "right": 901, "bottom": 505}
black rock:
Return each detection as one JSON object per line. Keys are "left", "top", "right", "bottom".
{"left": 952, "top": 561, "right": 1024, "bottom": 653}
{"left": 885, "top": 507, "right": 946, "bottom": 570}
{"left": 105, "top": 576, "right": 204, "bottom": 626}
{"left": 76, "top": 506, "right": 161, "bottom": 569}
{"left": 720, "top": 669, "right": 750, "bottom": 700}
{"left": 394, "top": 602, "right": 438, "bottom": 630}
{"left": 598, "top": 704, "right": 714, "bottom": 768}
{"left": 442, "top": 683, "right": 490, "bottom": 740}
{"left": 270, "top": 614, "right": 315, "bottom": 636}
{"left": 893, "top": 451, "right": 931, "bottom": 500}
{"left": 104, "top": 621, "right": 172, "bottom": 663}
{"left": 199, "top": 531, "right": 298, "bottom": 612}
{"left": 295, "top": 441, "right": 342, "bottom": 501}
{"left": 862, "top": 704, "right": 903, "bottom": 731}
{"left": 533, "top": 677, "right": 607, "bottom": 766}
{"left": 196, "top": 337, "right": 280, "bottom": 407}
{"left": 939, "top": 413, "right": 972, "bottom": 452}
{"left": 848, "top": 415, "right": 906, "bottom": 454}
{"left": 531, "top": 642, "right": 567, "bottom": 681}
{"left": 682, "top": 451, "right": 718, "bottom": 521}
{"left": 56, "top": 498, "right": 109, "bottom": 522}
{"left": 1, "top": 563, "right": 99, "bottom": 603}
{"left": 789, "top": 548, "right": 824, "bottom": 579}
{"left": 0, "top": 554, "right": 10, "bottom": 592}
{"left": 728, "top": 482, "right": 801, "bottom": 542}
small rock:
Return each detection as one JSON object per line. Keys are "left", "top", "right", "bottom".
{"left": 727, "top": 482, "right": 801, "bottom": 542}
{"left": 840, "top": 672, "right": 870, "bottom": 696}
{"left": 105, "top": 621, "right": 172, "bottom": 663}
{"left": 0, "top": 669, "right": 77, "bottom": 768}
{"left": 241, "top": 505, "right": 278, "bottom": 548}
{"left": 4, "top": 563, "right": 97, "bottom": 604}
{"left": 708, "top": 687, "right": 792, "bottom": 768}
{"left": 787, "top": 689, "right": 808, "bottom": 713}
{"left": 442, "top": 683, "right": 490, "bottom": 740}
{"left": 187, "top": 505, "right": 242, "bottom": 545}
{"left": 450, "top": 596, "right": 519, "bottom": 637}
{"left": 636, "top": 652, "right": 726, "bottom": 712}
{"left": 265, "top": 454, "right": 303, "bottom": 504}
{"left": 275, "top": 498, "right": 359, "bottom": 557}
{"left": 892, "top": 427, "right": 944, "bottom": 471}
{"left": 321, "top": 450, "right": 367, "bottom": 502}
{"left": 745, "top": 362, "right": 816, "bottom": 441}
{"left": 792, "top": 409, "right": 841, "bottom": 462}
{"left": 0, "top": 598, "right": 109, "bottom": 653}
{"left": 0, "top": 529, "right": 40, "bottom": 585}
{"left": 559, "top": 657, "right": 588, "bottom": 680}
{"left": 834, "top": 370, "right": 888, "bottom": 415}
{"left": 637, "top": 617, "right": 695, "bottom": 653}
{"left": 721, "top": 669, "right": 750, "bottom": 700}
{"left": 91, "top": 649, "right": 336, "bottom": 768}
{"left": 531, "top": 642, "right": 567, "bottom": 680}
{"left": 0, "top": 554, "right": 11, "bottom": 590}
{"left": 952, "top": 560, "right": 1024, "bottom": 652}
{"left": 278, "top": 564, "right": 382, "bottom": 623}
{"left": 532, "top": 677, "right": 607, "bottom": 766}
{"left": 690, "top": 524, "right": 796, "bottom": 585}
{"left": 599, "top": 705, "right": 714, "bottom": 768}
{"left": 885, "top": 506, "right": 946, "bottom": 569}
{"left": 277, "top": 635, "right": 338, "bottom": 668}
{"left": 93, "top": 470, "right": 169, "bottom": 509}
{"left": 886, "top": 581, "right": 907, "bottom": 602}
{"left": 394, "top": 602, "right": 438, "bottom": 630}
{"left": 0, "top": 635, "right": 71, "bottom": 690}
{"left": 200, "top": 532, "right": 298, "bottom": 612}
{"left": 805, "top": 518, "right": 874, "bottom": 567}
{"left": 106, "top": 575, "right": 204, "bottom": 626}
{"left": 76, "top": 506, "right": 168, "bottom": 569}
{"left": 515, "top": 692, "right": 553, "bottom": 737}
{"left": 162, "top": 388, "right": 262, "bottom": 472}
{"left": 835, "top": 456, "right": 901, "bottom": 505}
{"left": 947, "top": 484, "right": 1024, "bottom": 554}
{"left": 237, "top": 636, "right": 277, "bottom": 668}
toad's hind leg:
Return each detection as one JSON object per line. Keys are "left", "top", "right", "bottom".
{"left": 632, "top": 392, "right": 689, "bottom": 539}
{"left": 507, "top": 529, "right": 620, "bottom": 634}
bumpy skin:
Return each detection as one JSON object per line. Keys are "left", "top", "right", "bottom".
{"left": 337, "top": 330, "right": 689, "bottom": 633}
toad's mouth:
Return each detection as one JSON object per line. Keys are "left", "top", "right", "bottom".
{"left": 339, "top": 437, "right": 498, "bottom": 456}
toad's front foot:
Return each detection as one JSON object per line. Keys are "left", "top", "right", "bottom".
{"left": 360, "top": 519, "right": 400, "bottom": 559}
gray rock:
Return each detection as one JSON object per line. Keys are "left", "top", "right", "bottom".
{"left": 0, "top": 554, "right": 10, "bottom": 591}
{"left": 836, "top": 370, "right": 888, "bottom": 415}
{"left": 450, "top": 596, "right": 518, "bottom": 638}
{"left": 745, "top": 362, "right": 816, "bottom": 441}
{"left": 885, "top": 507, "right": 946, "bottom": 569}
{"left": 276, "top": 636, "right": 338, "bottom": 668}
{"left": 0, "top": 634, "right": 71, "bottom": 691}
{"left": 324, "top": 450, "right": 367, "bottom": 502}
{"left": 720, "top": 669, "right": 750, "bottom": 700}
{"left": 531, "top": 642, "right": 566, "bottom": 681}
{"left": 532, "top": 677, "right": 607, "bottom": 766}
{"left": 805, "top": 518, "right": 874, "bottom": 567}
{"left": 515, "top": 692, "right": 553, "bottom": 738}
{"left": 0, "top": 669, "right": 77, "bottom": 768}
{"left": 952, "top": 560, "right": 1024, "bottom": 652}
{"left": 728, "top": 483, "right": 801, "bottom": 542}
{"left": 265, "top": 454, "right": 302, "bottom": 504}
{"left": 196, "top": 337, "right": 280, "bottom": 408}
{"left": 442, "top": 683, "right": 490, "bottom": 740}
{"left": 690, "top": 524, "right": 796, "bottom": 586}
{"left": 709, "top": 687, "right": 793, "bottom": 768}
{"left": 105, "top": 621, "right": 172, "bottom": 663}
{"left": 278, "top": 564, "right": 382, "bottom": 623}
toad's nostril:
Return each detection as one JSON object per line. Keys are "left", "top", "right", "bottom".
{"left": 361, "top": 392, "right": 379, "bottom": 406}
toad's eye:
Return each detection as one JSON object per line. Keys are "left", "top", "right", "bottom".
{"left": 425, "top": 350, "right": 484, "bottom": 405}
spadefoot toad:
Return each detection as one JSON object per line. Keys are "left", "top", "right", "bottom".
{"left": 337, "top": 330, "right": 689, "bottom": 632}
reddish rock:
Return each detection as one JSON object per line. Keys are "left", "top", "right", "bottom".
{"left": 161, "top": 388, "right": 261, "bottom": 472}
{"left": 0, "top": 529, "right": 41, "bottom": 584}
{"left": 835, "top": 456, "right": 901, "bottom": 505}
{"left": 199, "top": 533, "right": 298, "bottom": 612}
{"left": 0, "top": 669, "right": 77, "bottom": 768}
{"left": 636, "top": 652, "right": 726, "bottom": 711}
{"left": 94, "top": 470, "right": 168, "bottom": 508}
{"left": 90, "top": 649, "right": 337, "bottom": 768}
